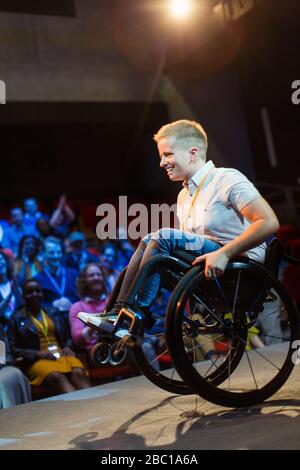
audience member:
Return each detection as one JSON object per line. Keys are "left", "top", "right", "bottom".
{"left": 33, "top": 237, "right": 79, "bottom": 319}
{"left": 23, "top": 198, "right": 47, "bottom": 230}
{"left": 115, "top": 227, "right": 135, "bottom": 270}
{"left": 100, "top": 243, "right": 120, "bottom": 294}
{"left": 63, "top": 232, "right": 99, "bottom": 272}
{"left": 0, "top": 220, "right": 6, "bottom": 249}
{"left": 2, "top": 208, "right": 39, "bottom": 256}
{"left": 0, "top": 252, "right": 23, "bottom": 327}
{"left": 69, "top": 264, "right": 108, "bottom": 353}
{"left": 7, "top": 280, "right": 90, "bottom": 394}
{"left": 36, "top": 218, "right": 52, "bottom": 240}
{"left": 49, "top": 194, "right": 76, "bottom": 239}
{"left": 14, "top": 235, "right": 42, "bottom": 285}
{"left": 0, "top": 322, "right": 31, "bottom": 408}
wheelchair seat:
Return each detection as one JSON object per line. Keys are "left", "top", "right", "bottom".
{"left": 174, "top": 237, "right": 285, "bottom": 278}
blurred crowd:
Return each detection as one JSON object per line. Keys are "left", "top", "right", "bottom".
{"left": 0, "top": 195, "right": 149, "bottom": 409}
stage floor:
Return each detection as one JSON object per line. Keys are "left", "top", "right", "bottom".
{"left": 1, "top": 345, "right": 300, "bottom": 450}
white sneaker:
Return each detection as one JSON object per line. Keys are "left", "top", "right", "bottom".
{"left": 76, "top": 312, "right": 118, "bottom": 329}
{"left": 77, "top": 312, "right": 130, "bottom": 338}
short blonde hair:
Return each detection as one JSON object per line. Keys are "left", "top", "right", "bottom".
{"left": 153, "top": 119, "right": 208, "bottom": 160}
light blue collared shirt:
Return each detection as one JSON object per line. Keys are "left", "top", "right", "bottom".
{"left": 183, "top": 160, "right": 215, "bottom": 197}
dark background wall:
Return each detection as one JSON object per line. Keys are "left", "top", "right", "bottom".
{"left": 0, "top": 0, "right": 299, "bottom": 212}
{"left": 0, "top": 0, "right": 75, "bottom": 16}
{"left": 0, "top": 102, "right": 169, "bottom": 204}
{"left": 237, "top": 0, "right": 300, "bottom": 187}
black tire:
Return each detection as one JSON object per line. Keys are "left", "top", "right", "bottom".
{"left": 167, "top": 260, "right": 300, "bottom": 407}
{"left": 132, "top": 333, "right": 193, "bottom": 395}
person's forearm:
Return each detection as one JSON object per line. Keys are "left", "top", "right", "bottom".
{"left": 219, "top": 218, "right": 279, "bottom": 259}
{"left": 64, "top": 204, "right": 75, "bottom": 222}
{"left": 49, "top": 208, "right": 61, "bottom": 227}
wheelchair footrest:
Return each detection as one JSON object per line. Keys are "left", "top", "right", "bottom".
{"left": 96, "top": 320, "right": 115, "bottom": 334}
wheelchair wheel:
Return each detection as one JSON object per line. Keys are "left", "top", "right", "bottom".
{"left": 132, "top": 330, "right": 193, "bottom": 396}
{"left": 167, "top": 260, "right": 300, "bottom": 407}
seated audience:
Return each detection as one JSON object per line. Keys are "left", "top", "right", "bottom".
{"left": 0, "top": 252, "right": 23, "bottom": 327}
{"left": 0, "top": 322, "right": 31, "bottom": 408}
{"left": 2, "top": 207, "right": 39, "bottom": 257}
{"left": 7, "top": 280, "right": 90, "bottom": 394}
{"left": 69, "top": 264, "right": 108, "bottom": 353}
{"left": 14, "top": 235, "right": 42, "bottom": 285}
{"left": 63, "top": 232, "right": 99, "bottom": 272}
{"left": 33, "top": 236, "right": 79, "bottom": 321}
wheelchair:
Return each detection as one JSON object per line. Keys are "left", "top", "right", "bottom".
{"left": 91, "top": 238, "right": 300, "bottom": 408}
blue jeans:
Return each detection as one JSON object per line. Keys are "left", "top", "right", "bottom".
{"left": 138, "top": 229, "right": 222, "bottom": 307}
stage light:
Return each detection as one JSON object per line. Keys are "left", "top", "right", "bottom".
{"left": 169, "top": 0, "right": 193, "bottom": 20}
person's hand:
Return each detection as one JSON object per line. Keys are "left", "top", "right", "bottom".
{"left": 192, "top": 250, "right": 230, "bottom": 280}
{"left": 62, "top": 346, "right": 75, "bottom": 357}
{"left": 58, "top": 194, "right": 66, "bottom": 210}
{"left": 36, "top": 351, "right": 56, "bottom": 360}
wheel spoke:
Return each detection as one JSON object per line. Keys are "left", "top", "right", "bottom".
{"left": 247, "top": 282, "right": 269, "bottom": 314}
{"left": 245, "top": 349, "right": 259, "bottom": 390}
{"left": 259, "top": 332, "right": 286, "bottom": 341}
{"left": 240, "top": 336, "right": 283, "bottom": 371}
{"left": 148, "top": 347, "right": 169, "bottom": 366}
{"left": 214, "top": 278, "right": 232, "bottom": 312}
{"left": 189, "top": 291, "right": 225, "bottom": 327}
{"left": 232, "top": 269, "right": 242, "bottom": 316}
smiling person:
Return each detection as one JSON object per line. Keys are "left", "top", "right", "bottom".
{"left": 7, "top": 279, "right": 90, "bottom": 394}
{"left": 78, "top": 119, "right": 279, "bottom": 332}
{"left": 33, "top": 237, "right": 79, "bottom": 324}
{"left": 69, "top": 264, "right": 108, "bottom": 352}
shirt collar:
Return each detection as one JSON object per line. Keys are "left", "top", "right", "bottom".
{"left": 182, "top": 160, "right": 215, "bottom": 197}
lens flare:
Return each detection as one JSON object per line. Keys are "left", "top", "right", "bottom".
{"left": 169, "top": 0, "right": 193, "bottom": 19}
